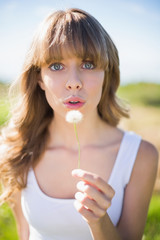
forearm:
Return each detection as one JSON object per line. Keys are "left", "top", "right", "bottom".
{"left": 18, "top": 230, "right": 30, "bottom": 240}
{"left": 89, "top": 213, "right": 122, "bottom": 240}
{"left": 15, "top": 216, "right": 29, "bottom": 240}
{"left": 11, "top": 191, "right": 30, "bottom": 240}
{"left": 13, "top": 210, "right": 30, "bottom": 240}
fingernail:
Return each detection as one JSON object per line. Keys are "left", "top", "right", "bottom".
{"left": 72, "top": 169, "right": 83, "bottom": 176}
{"left": 77, "top": 181, "right": 86, "bottom": 191}
{"left": 75, "top": 192, "right": 84, "bottom": 201}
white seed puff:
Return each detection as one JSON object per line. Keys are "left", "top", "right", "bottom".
{"left": 65, "top": 110, "right": 83, "bottom": 123}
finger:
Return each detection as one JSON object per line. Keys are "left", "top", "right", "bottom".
{"left": 74, "top": 200, "right": 98, "bottom": 223}
{"left": 72, "top": 169, "right": 115, "bottom": 198}
{"left": 77, "top": 181, "right": 112, "bottom": 210}
{"left": 75, "top": 192, "right": 106, "bottom": 218}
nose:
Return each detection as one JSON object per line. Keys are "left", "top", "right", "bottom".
{"left": 65, "top": 70, "right": 82, "bottom": 90}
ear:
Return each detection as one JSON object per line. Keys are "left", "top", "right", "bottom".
{"left": 37, "top": 73, "right": 45, "bottom": 91}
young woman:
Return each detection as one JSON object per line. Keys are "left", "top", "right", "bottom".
{"left": 0, "top": 8, "right": 158, "bottom": 240}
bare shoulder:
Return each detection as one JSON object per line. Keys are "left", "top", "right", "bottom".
{"left": 130, "top": 139, "right": 159, "bottom": 189}
{"left": 137, "top": 139, "right": 159, "bottom": 172}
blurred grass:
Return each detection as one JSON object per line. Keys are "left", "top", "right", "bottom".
{"left": 0, "top": 204, "right": 18, "bottom": 240}
{"left": 117, "top": 82, "right": 160, "bottom": 107}
{"left": 0, "top": 82, "right": 10, "bottom": 126}
{"left": 143, "top": 194, "right": 160, "bottom": 240}
{"left": 118, "top": 82, "right": 160, "bottom": 193}
{"left": 0, "top": 81, "right": 160, "bottom": 239}
{"left": 0, "top": 99, "right": 10, "bottom": 126}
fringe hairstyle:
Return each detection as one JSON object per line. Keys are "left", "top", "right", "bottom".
{"left": 0, "top": 8, "right": 129, "bottom": 204}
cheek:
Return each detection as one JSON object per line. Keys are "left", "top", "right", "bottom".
{"left": 44, "top": 76, "right": 56, "bottom": 89}
{"left": 84, "top": 81, "right": 103, "bottom": 109}
{"left": 41, "top": 69, "right": 60, "bottom": 90}
{"left": 42, "top": 79, "right": 62, "bottom": 107}
{"left": 42, "top": 73, "right": 63, "bottom": 95}
{"left": 86, "top": 73, "right": 104, "bottom": 101}
{"left": 94, "top": 82, "right": 103, "bottom": 104}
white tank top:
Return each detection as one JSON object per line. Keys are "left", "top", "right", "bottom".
{"left": 21, "top": 131, "right": 141, "bottom": 240}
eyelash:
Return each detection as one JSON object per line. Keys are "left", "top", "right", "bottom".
{"left": 49, "top": 61, "right": 96, "bottom": 71}
{"left": 49, "top": 63, "right": 64, "bottom": 71}
{"left": 82, "top": 62, "right": 95, "bottom": 69}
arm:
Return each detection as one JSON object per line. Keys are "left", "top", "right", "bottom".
{"left": 11, "top": 190, "right": 30, "bottom": 240}
{"left": 117, "top": 140, "right": 159, "bottom": 240}
{"left": 72, "top": 140, "right": 159, "bottom": 240}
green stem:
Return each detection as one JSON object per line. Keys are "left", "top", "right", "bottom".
{"left": 74, "top": 122, "right": 81, "bottom": 169}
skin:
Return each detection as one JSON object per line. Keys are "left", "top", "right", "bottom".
{"left": 12, "top": 55, "right": 159, "bottom": 240}
{"left": 39, "top": 56, "right": 105, "bottom": 126}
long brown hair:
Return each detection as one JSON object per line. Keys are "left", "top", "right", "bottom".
{"left": 0, "top": 8, "right": 129, "bottom": 204}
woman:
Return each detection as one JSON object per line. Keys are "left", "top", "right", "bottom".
{"left": 0, "top": 8, "right": 158, "bottom": 240}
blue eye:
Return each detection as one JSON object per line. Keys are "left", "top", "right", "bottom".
{"left": 49, "top": 63, "right": 63, "bottom": 71}
{"left": 82, "top": 62, "right": 95, "bottom": 69}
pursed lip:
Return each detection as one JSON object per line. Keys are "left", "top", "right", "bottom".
{"left": 63, "top": 96, "right": 85, "bottom": 109}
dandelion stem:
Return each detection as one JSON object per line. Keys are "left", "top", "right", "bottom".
{"left": 74, "top": 122, "right": 81, "bottom": 169}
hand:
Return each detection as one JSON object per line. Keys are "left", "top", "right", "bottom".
{"left": 72, "top": 169, "right": 115, "bottom": 225}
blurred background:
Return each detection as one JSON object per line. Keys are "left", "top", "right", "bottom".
{"left": 0, "top": 0, "right": 160, "bottom": 239}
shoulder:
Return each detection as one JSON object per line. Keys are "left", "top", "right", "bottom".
{"left": 131, "top": 138, "right": 159, "bottom": 186}
{"left": 138, "top": 139, "right": 159, "bottom": 170}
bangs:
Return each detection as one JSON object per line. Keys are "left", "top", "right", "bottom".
{"left": 35, "top": 10, "right": 109, "bottom": 69}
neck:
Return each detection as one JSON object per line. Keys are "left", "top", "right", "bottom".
{"left": 47, "top": 110, "right": 108, "bottom": 150}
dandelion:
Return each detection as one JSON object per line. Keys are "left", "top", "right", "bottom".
{"left": 65, "top": 110, "right": 83, "bottom": 168}
{"left": 65, "top": 110, "right": 83, "bottom": 124}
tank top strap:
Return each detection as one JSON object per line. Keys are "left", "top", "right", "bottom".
{"left": 108, "top": 131, "right": 141, "bottom": 187}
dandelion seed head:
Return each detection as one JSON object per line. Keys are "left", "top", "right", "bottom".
{"left": 65, "top": 110, "right": 83, "bottom": 123}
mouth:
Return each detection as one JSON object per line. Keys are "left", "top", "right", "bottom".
{"left": 69, "top": 101, "right": 80, "bottom": 104}
{"left": 63, "top": 97, "right": 85, "bottom": 109}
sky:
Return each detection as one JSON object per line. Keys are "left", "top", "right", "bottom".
{"left": 0, "top": 0, "right": 160, "bottom": 85}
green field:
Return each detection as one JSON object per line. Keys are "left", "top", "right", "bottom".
{"left": 143, "top": 194, "right": 160, "bottom": 240}
{"left": 0, "top": 83, "right": 10, "bottom": 126}
{"left": 0, "top": 81, "right": 160, "bottom": 239}
{"left": 117, "top": 82, "right": 160, "bottom": 107}
{"left": 0, "top": 204, "right": 18, "bottom": 240}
